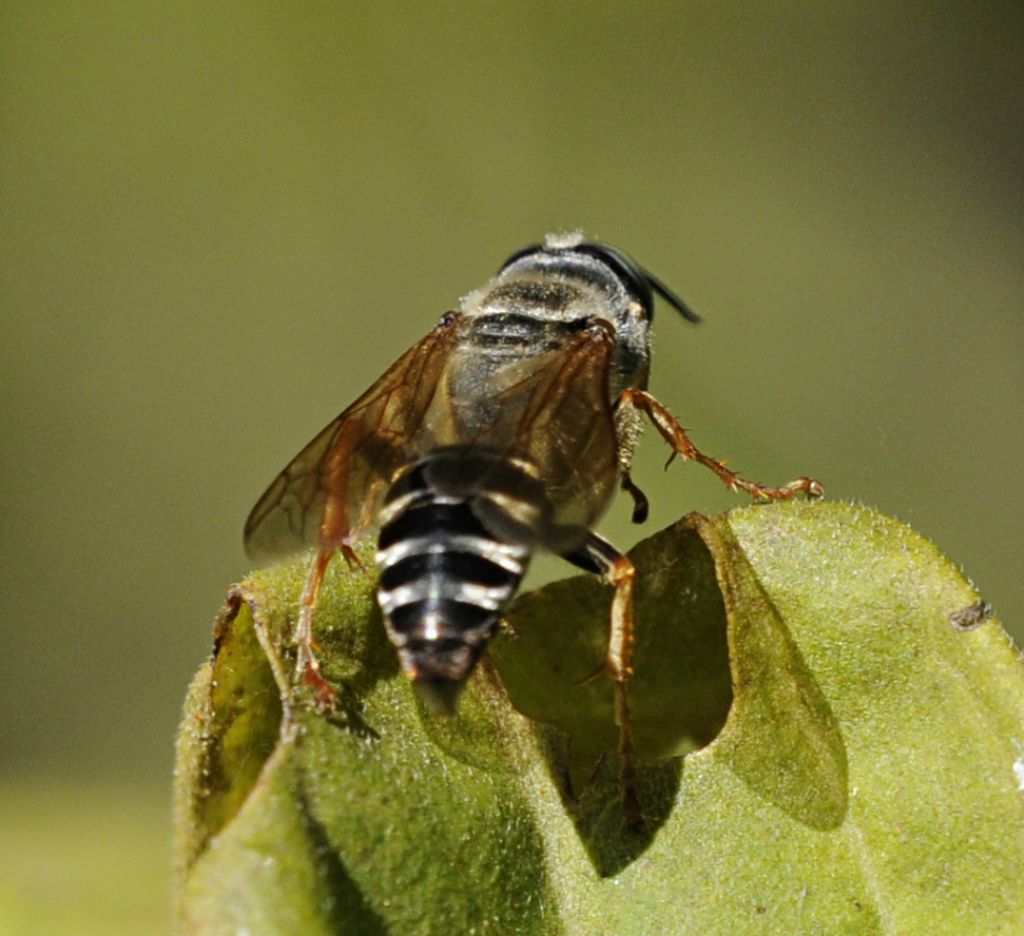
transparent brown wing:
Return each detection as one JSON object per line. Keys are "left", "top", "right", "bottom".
{"left": 490, "top": 320, "right": 619, "bottom": 543}
{"left": 243, "top": 313, "right": 463, "bottom": 562}
{"left": 418, "top": 319, "right": 620, "bottom": 552}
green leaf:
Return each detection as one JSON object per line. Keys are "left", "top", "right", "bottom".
{"left": 174, "top": 502, "right": 1024, "bottom": 934}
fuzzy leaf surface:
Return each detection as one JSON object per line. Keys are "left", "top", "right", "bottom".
{"left": 175, "top": 503, "right": 1024, "bottom": 934}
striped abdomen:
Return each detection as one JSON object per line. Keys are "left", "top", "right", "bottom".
{"left": 375, "top": 449, "right": 543, "bottom": 712}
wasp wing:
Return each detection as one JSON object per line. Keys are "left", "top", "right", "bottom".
{"left": 243, "top": 314, "right": 463, "bottom": 562}
{"left": 495, "top": 321, "right": 619, "bottom": 536}
{"left": 421, "top": 319, "right": 620, "bottom": 554}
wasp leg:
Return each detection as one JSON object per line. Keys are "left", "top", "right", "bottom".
{"left": 296, "top": 549, "right": 339, "bottom": 712}
{"left": 620, "top": 471, "right": 650, "bottom": 524}
{"left": 563, "top": 533, "right": 642, "bottom": 826}
{"left": 617, "top": 388, "right": 824, "bottom": 501}
{"left": 339, "top": 540, "right": 366, "bottom": 573}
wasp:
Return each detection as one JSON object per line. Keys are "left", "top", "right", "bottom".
{"left": 244, "top": 232, "right": 822, "bottom": 810}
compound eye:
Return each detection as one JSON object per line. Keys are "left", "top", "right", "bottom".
{"left": 575, "top": 242, "right": 655, "bottom": 318}
{"left": 498, "top": 243, "right": 543, "bottom": 274}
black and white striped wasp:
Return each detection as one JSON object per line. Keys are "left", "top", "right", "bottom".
{"left": 244, "top": 232, "right": 821, "bottom": 808}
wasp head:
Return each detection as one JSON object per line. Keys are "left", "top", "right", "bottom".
{"left": 498, "top": 232, "right": 701, "bottom": 326}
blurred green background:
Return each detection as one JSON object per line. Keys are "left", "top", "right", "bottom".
{"left": 2, "top": 3, "right": 1021, "bottom": 931}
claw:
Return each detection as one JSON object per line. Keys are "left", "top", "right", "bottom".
{"left": 303, "top": 663, "right": 338, "bottom": 712}
{"left": 340, "top": 542, "right": 366, "bottom": 572}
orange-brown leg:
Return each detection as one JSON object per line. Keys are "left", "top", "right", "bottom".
{"left": 606, "top": 553, "right": 642, "bottom": 825}
{"left": 563, "top": 533, "right": 642, "bottom": 825}
{"left": 617, "top": 389, "right": 824, "bottom": 500}
{"left": 296, "top": 549, "right": 339, "bottom": 711}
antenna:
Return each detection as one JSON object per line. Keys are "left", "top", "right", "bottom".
{"left": 646, "top": 270, "right": 702, "bottom": 324}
